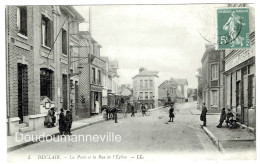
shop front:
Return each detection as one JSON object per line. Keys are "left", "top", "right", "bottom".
{"left": 91, "top": 85, "right": 103, "bottom": 115}
{"left": 224, "top": 44, "right": 255, "bottom": 130}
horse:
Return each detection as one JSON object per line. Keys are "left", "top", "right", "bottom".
{"left": 101, "top": 105, "right": 117, "bottom": 120}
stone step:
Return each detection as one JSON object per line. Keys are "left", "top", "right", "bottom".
{"left": 18, "top": 123, "right": 27, "bottom": 128}
{"left": 19, "top": 127, "right": 32, "bottom": 133}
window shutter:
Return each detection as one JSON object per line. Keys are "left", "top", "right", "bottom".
{"left": 17, "top": 7, "right": 21, "bottom": 31}
{"left": 21, "top": 7, "right": 27, "bottom": 36}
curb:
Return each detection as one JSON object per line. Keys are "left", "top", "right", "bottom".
{"left": 200, "top": 125, "right": 226, "bottom": 153}
{"left": 7, "top": 116, "right": 123, "bottom": 153}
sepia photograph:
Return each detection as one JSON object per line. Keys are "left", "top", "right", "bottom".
{"left": 4, "top": 1, "right": 257, "bottom": 163}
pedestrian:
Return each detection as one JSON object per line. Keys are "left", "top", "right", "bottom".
{"left": 45, "top": 109, "right": 53, "bottom": 128}
{"left": 217, "top": 108, "right": 226, "bottom": 128}
{"left": 50, "top": 107, "right": 56, "bottom": 127}
{"left": 65, "top": 110, "right": 73, "bottom": 135}
{"left": 200, "top": 103, "right": 207, "bottom": 126}
{"left": 168, "top": 103, "right": 175, "bottom": 122}
{"left": 95, "top": 98, "right": 100, "bottom": 114}
{"left": 114, "top": 107, "right": 118, "bottom": 123}
{"left": 59, "top": 108, "right": 65, "bottom": 135}
{"left": 226, "top": 108, "right": 234, "bottom": 127}
{"left": 141, "top": 104, "right": 146, "bottom": 116}
{"left": 131, "top": 104, "right": 135, "bottom": 117}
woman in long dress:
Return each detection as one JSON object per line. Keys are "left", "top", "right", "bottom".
{"left": 95, "top": 100, "right": 100, "bottom": 114}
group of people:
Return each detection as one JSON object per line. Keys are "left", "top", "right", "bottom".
{"left": 200, "top": 102, "right": 236, "bottom": 128}
{"left": 216, "top": 108, "right": 235, "bottom": 128}
{"left": 59, "top": 108, "right": 73, "bottom": 135}
{"left": 45, "top": 107, "right": 73, "bottom": 135}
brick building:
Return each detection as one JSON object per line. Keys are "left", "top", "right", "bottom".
{"left": 6, "top": 6, "right": 89, "bottom": 135}
{"left": 201, "top": 44, "right": 225, "bottom": 113}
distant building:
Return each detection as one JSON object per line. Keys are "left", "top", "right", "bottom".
{"left": 187, "top": 88, "right": 197, "bottom": 102}
{"left": 132, "top": 67, "right": 159, "bottom": 109}
{"left": 196, "top": 67, "right": 203, "bottom": 110}
{"left": 169, "top": 78, "right": 188, "bottom": 101}
{"left": 201, "top": 44, "right": 225, "bottom": 113}
{"left": 158, "top": 80, "right": 185, "bottom": 104}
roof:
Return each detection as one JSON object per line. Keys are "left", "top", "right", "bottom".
{"left": 132, "top": 68, "right": 159, "bottom": 78}
{"left": 62, "top": 6, "right": 85, "bottom": 22}
{"left": 169, "top": 78, "right": 188, "bottom": 85}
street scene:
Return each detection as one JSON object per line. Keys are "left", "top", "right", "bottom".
{"left": 6, "top": 3, "right": 256, "bottom": 162}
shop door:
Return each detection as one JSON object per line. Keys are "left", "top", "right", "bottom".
{"left": 243, "top": 76, "right": 248, "bottom": 125}
{"left": 18, "top": 63, "right": 28, "bottom": 124}
{"left": 236, "top": 81, "right": 242, "bottom": 123}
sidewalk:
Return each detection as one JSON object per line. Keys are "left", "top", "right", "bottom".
{"left": 200, "top": 114, "right": 256, "bottom": 153}
{"left": 7, "top": 114, "right": 121, "bottom": 152}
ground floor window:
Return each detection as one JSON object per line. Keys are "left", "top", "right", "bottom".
{"left": 40, "top": 68, "right": 54, "bottom": 100}
{"left": 211, "top": 90, "right": 218, "bottom": 106}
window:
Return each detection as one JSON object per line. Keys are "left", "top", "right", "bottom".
{"left": 145, "top": 92, "right": 148, "bottom": 99}
{"left": 139, "top": 92, "right": 143, "bottom": 100}
{"left": 144, "top": 80, "right": 148, "bottom": 88}
{"left": 41, "top": 15, "right": 53, "bottom": 48}
{"left": 92, "top": 68, "right": 96, "bottom": 83}
{"left": 211, "top": 90, "right": 218, "bottom": 106}
{"left": 140, "top": 80, "right": 143, "bottom": 88}
{"left": 211, "top": 64, "right": 218, "bottom": 80}
{"left": 149, "top": 80, "right": 153, "bottom": 88}
{"left": 17, "top": 6, "right": 27, "bottom": 36}
{"left": 62, "top": 29, "right": 67, "bottom": 55}
{"left": 98, "top": 70, "right": 101, "bottom": 84}
{"left": 40, "top": 68, "right": 54, "bottom": 100}
{"left": 150, "top": 92, "right": 153, "bottom": 99}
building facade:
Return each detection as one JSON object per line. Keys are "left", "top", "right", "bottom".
{"left": 6, "top": 6, "right": 87, "bottom": 135}
{"left": 223, "top": 4, "right": 255, "bottom": 131}
{"left": 201, "top": 44, "right": 225, "bottom": 113}
{"left": 132, "top": 67, "right": 159, "bottom": 109}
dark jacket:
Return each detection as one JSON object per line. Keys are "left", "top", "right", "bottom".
{"left": 219, "top": 110, "right": 226, "bottom": 122}
{"left": 200, "top": 106, "right": 207, "bottom": 121}
{"left": 169, "top": 108, "right": 174, "bottom": 117}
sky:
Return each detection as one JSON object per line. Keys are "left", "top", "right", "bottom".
{"left": 74, "top": 4, "right": 225, "bottom": 88}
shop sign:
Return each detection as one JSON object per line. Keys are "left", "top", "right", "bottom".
{"left": 92, "top": 58, "right": 104, "bottom": 68}
{"left": 225, "top": 49, "right": 253, "bottom": 71}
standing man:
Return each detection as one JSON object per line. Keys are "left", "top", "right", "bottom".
{"left": 168, "top": 103, "right": 175, "bottom": 122}
{"left": 200, "top": 103, "right": 207, "bottom": 126}
{"left": 141, "top": 104, "right": 146, "bottom": 116}
{"left": 131, "top": 104, "right": 135, "bottom": 117}
{"left": 59, "top": 108, "right": 65, "bottom": 135}
{"left": 65, "top": 110, "right": 73, "bottom": 135}
{"left": 114, "top": 107, "right": 118, "bottom": 123}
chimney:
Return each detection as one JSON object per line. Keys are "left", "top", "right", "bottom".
{"left": 139, "top": 67, "right": 145, "bottom": 73}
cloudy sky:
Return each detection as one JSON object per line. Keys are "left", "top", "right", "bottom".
{"left": 74, "top": 4, "right": 225, "bottom": 88}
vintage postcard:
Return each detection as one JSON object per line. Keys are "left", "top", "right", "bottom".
{"left": 4, "top": 2, "right": 256, "bottom": 163}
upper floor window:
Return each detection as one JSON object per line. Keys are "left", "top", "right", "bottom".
{"left": 140, "top": 80, "right": 143, "bottom": 88}
{"left": 150, "top": 92, "right": 153, "bottom": 99}
{"left": 211, "top": 64, "right": 218, "bottom": 80}
{"left": 41, "top": 15, "right": 52, "bottom": 48}
{"left": 139, "top": 92, "right": 143, "bottom": 100}
{"left": 149, "top": 80, "right": 153, "bottom": 88}
{"left": 144, "top": 80, "right": 148, "bottom": 88}
{"left": 98, "top": 70, "right": 101, "bottom": 84}
{"left": 145, "top": 92, "right": 148, "bottom": 99}
{"left": 17, "top": 6, "right": 27, "bottom": 36}
{"left": 62, "top": 29, "right": 67, "bottom": 55}
{"left": 92, "top": 68, "right": 96, "bottom": 83}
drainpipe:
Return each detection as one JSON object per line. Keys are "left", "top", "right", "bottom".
{"left": 6, "top": 6, "right": 10, "bottom": 135}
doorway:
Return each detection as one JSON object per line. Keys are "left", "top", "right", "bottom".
{"left": 18, "top": 63, "right": 28, "bottom": 124}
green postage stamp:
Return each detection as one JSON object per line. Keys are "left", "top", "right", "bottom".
{"left": 217, "top": 8, "right": 250, "bottom": 49}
